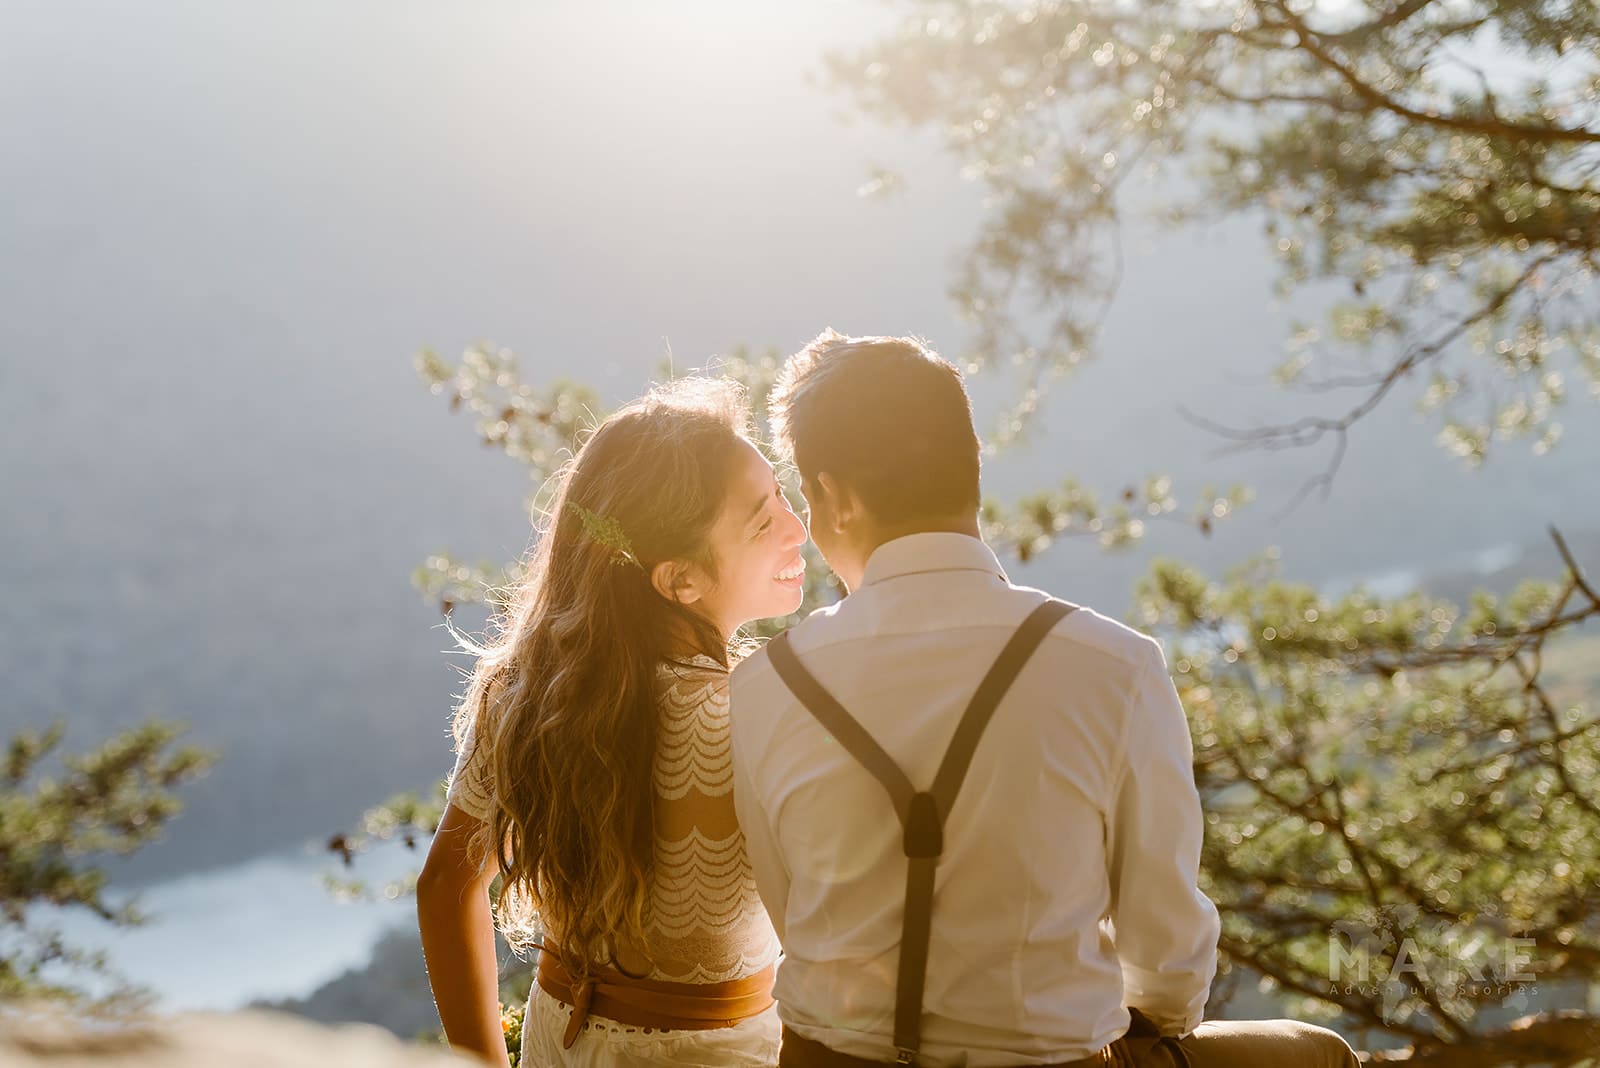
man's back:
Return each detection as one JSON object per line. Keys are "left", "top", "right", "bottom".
{"left": 730, "top": 533, "right": 1220, "bottom": 1067}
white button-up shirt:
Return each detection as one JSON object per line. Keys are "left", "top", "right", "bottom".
{"left": 730, "top": 533, "right": 1219, "bottom": 1065}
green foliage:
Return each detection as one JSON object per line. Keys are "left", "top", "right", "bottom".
{"left": 416, "top": 346, "right": 600, "bottom": 489}
{"left": 830, "top": 0, "right": 1600, "bottom": 479}
{"left": 0, "top": 721, "right": 212, "bottom": 1006}
{"left": 567, "top": 502, "right": 644, "bottom": 569}
{"left": 500, "top": 998, "right": 524, "bottom": 1066}
{"left": 1138, "top": 540, "right": 1600, "bottom": 1052}
{"left": 324, "top": 784, "right": 446, "bottom": 903}
{"left": 987, "top": 476, "right": 1252, "bottom": 560}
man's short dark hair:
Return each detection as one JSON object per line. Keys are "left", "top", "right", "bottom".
{"left": 768, "top": 330, "right": 981, "bottom": 524}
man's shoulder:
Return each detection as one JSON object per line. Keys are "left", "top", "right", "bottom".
{"left": 736, "top": 586, "right": 1161, "bottom": 682}
{"left": 733, "top": 602, "right": 838, "bottom": 699}
{"left": 1024, "top": 588, "right": 1163, "bottom": 672}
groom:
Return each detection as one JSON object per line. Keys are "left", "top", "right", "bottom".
{"left": 729, "top": 331, "right": 1358, "bottom": 1067}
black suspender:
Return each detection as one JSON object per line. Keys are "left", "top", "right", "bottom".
{"left": 765, "top": 598, "right": 1078, "bottom": 1065}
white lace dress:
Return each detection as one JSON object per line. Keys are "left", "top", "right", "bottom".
{"left": 447, "top": 655, "right": 783, "bottom": 1068}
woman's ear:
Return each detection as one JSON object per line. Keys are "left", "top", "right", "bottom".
{"left": 650, "top": 560, "right": 704, "bottom": 606}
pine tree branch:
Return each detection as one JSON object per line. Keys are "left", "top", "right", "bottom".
{"left": 1264, "top": 1, "right": 1600, "bottom": 144}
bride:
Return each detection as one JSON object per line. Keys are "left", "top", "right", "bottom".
{"left": 416, "top": 377, "right": 808, "bottom": 1067}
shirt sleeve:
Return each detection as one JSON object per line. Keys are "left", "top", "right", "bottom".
{"left": 1106, "top": 641, "right": 1220, "bottom": 1035}
{"left": 729, "top": 660, "right": 791, "bottom": 943}
{"left": 445, "top": 720, "right": 494, "bottom": 823}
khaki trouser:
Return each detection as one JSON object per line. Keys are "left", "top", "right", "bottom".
{"left": 1116, "top": 1016, "right": 1360, "bottom": 1068}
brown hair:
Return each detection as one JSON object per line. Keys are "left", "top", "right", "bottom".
{"left": 768, "top": 330, "right": 981, "bottom": 523}
{"left": 452, "top": 377, "right": 752, "bottom": 975}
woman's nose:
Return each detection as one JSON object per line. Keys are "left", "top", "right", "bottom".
{"left": 780, "top": 503, "right": 807, "bottom": 549}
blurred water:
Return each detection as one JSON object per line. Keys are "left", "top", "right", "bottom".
{"left": 44, "top": 839, "right": 420, "bottom": 1010}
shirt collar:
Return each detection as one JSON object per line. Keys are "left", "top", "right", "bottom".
{"left": 859, "top": 532, "right": 1009, "bottom": 589}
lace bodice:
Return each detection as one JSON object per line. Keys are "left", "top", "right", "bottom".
{"left": 446, "top": 655, "right": 780, "bottom": 985}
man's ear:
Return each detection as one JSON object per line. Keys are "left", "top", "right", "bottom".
{"left": 815, "top": 472, "right": 859, "bottom": 534}
{"left": 650, "top": 559, "right": 704, "bottom": 606}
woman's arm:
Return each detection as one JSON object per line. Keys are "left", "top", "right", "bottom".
{"left": 417, "top": 801, "right": 511, "bottom": 1068}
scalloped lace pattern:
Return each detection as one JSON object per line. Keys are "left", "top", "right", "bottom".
{"left": 634, "top": 656, "right": 780, "bottom": 984}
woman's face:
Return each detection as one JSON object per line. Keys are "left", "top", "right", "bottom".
{"left": 692, "top": 437, "right": 808, "bottom": 638}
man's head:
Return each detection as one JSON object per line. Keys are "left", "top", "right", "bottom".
{"left": 768, "top": 330, "right": 982, "bottom": 591}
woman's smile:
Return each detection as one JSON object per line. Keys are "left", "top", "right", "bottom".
{"left": 773, "top": 555, "right": 807, "bottom": 588}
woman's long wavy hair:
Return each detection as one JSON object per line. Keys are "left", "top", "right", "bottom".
{"left": 452, "top": 377, "right": 753, "bottom": 975}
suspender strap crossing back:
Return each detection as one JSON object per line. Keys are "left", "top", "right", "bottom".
{"left": 765, "top": 598, "right": 1078, "bottom": 1065}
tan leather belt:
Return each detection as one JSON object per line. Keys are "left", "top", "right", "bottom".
{"left": 535, "top": 945, "right": 776, "bottom": 1049}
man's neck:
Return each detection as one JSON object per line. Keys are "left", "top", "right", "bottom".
{"left": 856, "top": 513, "right": 984, "bottom": 566}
